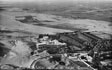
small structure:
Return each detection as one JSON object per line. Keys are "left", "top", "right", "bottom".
{"left": 15, "top": 15, "right": 40, "bottom": 23}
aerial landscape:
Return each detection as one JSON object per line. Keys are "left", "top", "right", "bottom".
{"left": 0, "top": 0, "right": 112, "bottom": 70}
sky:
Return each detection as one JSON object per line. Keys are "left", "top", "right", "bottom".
{"left": 0, "top": 0, "right": 112, "bottom": 5}
{"left": 1, "top": 0, "right": 112, "bottom": 3}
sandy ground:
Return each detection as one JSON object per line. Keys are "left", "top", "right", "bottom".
{"left": 0, "top": 11, "right": 72, "bottom": 35}
{"left": 1, "top": 11, "right": 112, "bottom": 34}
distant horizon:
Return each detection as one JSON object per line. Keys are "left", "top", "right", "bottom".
{"left": 1, "top": 0, "right": 112, "bottom": 4}
{"left": 1, "top": 0, "right": 112, "bottom": 9}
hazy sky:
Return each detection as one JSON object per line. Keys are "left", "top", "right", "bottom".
{"left": 1, "top": 0, "right": 112, "bottom": 3}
